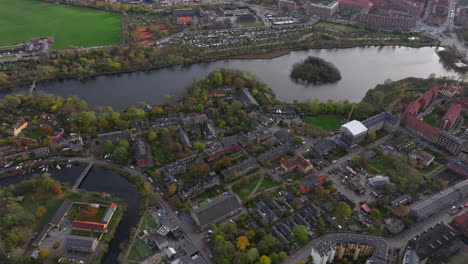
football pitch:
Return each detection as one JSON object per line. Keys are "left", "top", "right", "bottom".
{"left": 0, "top": 0, "right": 122, "bottom": 49}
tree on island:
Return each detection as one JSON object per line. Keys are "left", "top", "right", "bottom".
{"left": 290, "top": 56, "right": 342, "bottom": 85}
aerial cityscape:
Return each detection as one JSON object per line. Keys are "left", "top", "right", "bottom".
{"left": 1, "top": 0, "right": 468, "bottom": 264}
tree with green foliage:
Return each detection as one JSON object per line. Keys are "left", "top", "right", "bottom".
{"left": 259, "top": 255, "right": 272, "bottom": 264}
{"left": 193, "top": 141, "right": 206, "bottom": 150}
{"left": 335, "top": 202, "right": 352, "bottom": 220}
{"left": 293, "top": 225, "right": 309, "bottom": 245}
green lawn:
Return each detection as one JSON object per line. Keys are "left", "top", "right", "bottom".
{"left": 242, "top": 22, "right": 265, "bottom": 28}
{"left": 232, "top": 175, "right": 261, "bottom": 199}
{"left": 258, "top": 175, "right": 280, "bottom": 192}
{"left": 0, "top": 0, "right": 122, "bottom": 49}
{"left": 135, "top": 242, "right": 151, "bottom": 259}
{"left": 23, "top": 126, "right": 44, "bottom": 139}
{"left": 143, "top": 213, "right": 157, "bottom": 229}
{"left": 423, "top": 112, "right": 441, "bottom": 127}
{"left": 21, "top": 194, "right": 65, "bottom": 232}
{"left": 304, "top": 115, "right": 343, "bottom": 131}
{"left": 368, "top": 156, "right": 394, "bottom": 173}
{"left": 424, "top": 164, "right": 446, "bottom": 180}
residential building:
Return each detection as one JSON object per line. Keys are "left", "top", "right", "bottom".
{"left": 456, "top": 6, "right": 468, "bottom": 26}
{"left": 404, "top": 115, "right": 441, "bottom": 142}
{"left": 299, "top": 175, "right": 327, "bottom": 194}
{"left": 204, "top": 136, "right": 239, "bottom": 161}
{"left": 447, "top": 159, "right": 468, "bottom": 177}
{"left": 72, "top": 220, "right": 108, "bottom": 233}
{"left": 439, "top": 84, "right": 463, "bottom": 97}
{"left": 402, "top": 249, "right": 419, "bottom": 264}
{"left": 221, "top": 158, "right": 258, "bottom": 181}
{"left": 8, "top": 119, "right": 28, "bottom": 136}
{"left": 450, "top": 212, "right": 468, "bottom": 238}
{"left": 237, "top": 14, "right": 257, "bottom": 24}
{"left": 177, "top": 128, "right": 192, "bottom": 150}
{"left": 338, "top": 0, "right": 373, "bottom": 13}
{"left": 256, "top": 113, "right": 275, "bottom": 127}
{"left": 425, "top": 0, "right": 451, "bottom": 25}
{"left": 234, "top": 88, "right": 260, "bottom": 110}
{"left": 133, "top": 139, "right": 153, "bottom": 167}
{"left": 354, "top": 12, "right": 417, "bottom": 29}
{"left": 407, "top": 222, "right": 466, "bottom": 263}
{"left": 101, "top": 203, "right": 117, "bottom": 224}
{"left": 310, "top": 233, "right": 389, "bottom": 264}
{"left": 436, "top": 131, "right": 465, "bottom": 155}
{"left": 362, "top": 112, "right": 400, "bottom": 133}
{"left": 280, "top": 154, "right": 313, "bottom": 173}
{"left": 52, "top": 128, "right": 65, "bottom": 141}
{"left": 69, "top": 135, "right": 84, "bottom": 152}
{"left": 311, "top": 139, "right": 337, "bottom": 158}
{"left": 389, "top": 0, "right": 424, "bottom": 16}
{"left": 278, "top": 0, "right": 298, "bottom": 13}
{"left": 238, "top": 128, "right": 272, "bottom": 146}
{"left": 384, "top": 218, "right": 404, "bottom": 234}
{"left": 441, "top": 104, "right": 462, "bottom": 131}
{"left": 191, "top": 194, "right": 242, "bottom": 230}
{"left": 178, "top": 176, "right": 221, "bottom": 201}
{"left": 161, "top": 154, "right": 201, "bottom": 177}
{"left": 307, "top": 1, "right": 339, "bottom": 18}
{"left": 66, "top": 235, "right": 98, "bottom": 253}
{"left": 340, "top": 120, "right": 368, "bottom": 146}
{"left": 182, "top": 114, "right": 208, "bottom": 136}
{"left": 361, "top": 204, "right": 372, "bottom": 214}
{"left": 458, "top": 148, "right": 468, "bottom": 163}
{"left": 274, "top": 129, "right": 293, "bottom": 144}
{"left": 410, "top": 149, "right": 435, "bottom": 167}
{"left": 410, "top": 179, "right": 468, "bottom": 221}
{"left": 367, "top": 175, "right": 390, "bottom": 188}
{"left": 257, "top": 144, "right": 291, "bottom": 165}
{"left": 173, "top": 9, "right": 195, "bottom": 18}
{"left": 98, "top": 130, "right": 132, "bottom": 142}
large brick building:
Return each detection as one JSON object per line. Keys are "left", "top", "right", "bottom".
{"left": 338, "top": 0, "right": 373, "bottom": 13}
{"left": 441, "top": 104, "right": 462, "bottom": 131}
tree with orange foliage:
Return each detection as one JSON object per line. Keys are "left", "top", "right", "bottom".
{"left": 83, "top": 205, "right": 98, "bottom": 220}
{"left": 41, "top": 126, "right": 55, "bottom": 136}
{"left": 394, "top": 205, "right": 410, "bottom": 217}
{"left": 168, "top": 184, "right": 177, "bottom": 195}
{"left": 52, "top": 183, "right": 62, "bottom": 195}
{"left": 35, "top": 206, "right": 47, "bottom": 218}
{"left": 236, "top": 236, "right": 250, "bottom": 251}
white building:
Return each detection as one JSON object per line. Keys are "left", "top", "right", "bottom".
{"left": 340, "top": 120, "right": 368, "bottom": 146}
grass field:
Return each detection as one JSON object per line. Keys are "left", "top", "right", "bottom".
{"left": 242, "top": 22, "right": 264, "bottom": 28}
{"left": 304, "top": 115, "right": 343, "bottom": 131}
{"left": 424, "top": 164, "right": 446, "bottom": 180}
{"left": 136, "top": 242, "right": 151, "bottom": 259}
{"left": 0, "top": 0, "right": 122, "bottom": 49}
{"left": 232, "top": 175, "right": 261, "bottom": 199}
{"left": 143, "top": 213, "right": 157, "bottom": 229}
{"left": 368, "top": 156, "right": 394, "bottom": 173}
{"left": 258, "top": 175, "right": 280, "bottom": 192}
{"left": 423, "top": 112, "right": 441, "bottom": 127}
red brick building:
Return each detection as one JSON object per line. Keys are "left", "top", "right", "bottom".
{"left": 72, "top": 221, "right": 108, "bottom": 233}
{"left": 404, "top": 115, "right": 441, "bottom": 142}
{"left": 281, "top": 154, "right": 313, "bottom": 173}
{"left": 441, "top": 104, "right": 462, "bottom": 131}
{"left": 338, "top": 0, "right": 373, "bottom": 13}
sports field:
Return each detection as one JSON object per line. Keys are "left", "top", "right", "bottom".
{"left": 304, "top": 115, "right": 343, "bottom": 131}
{"left": 0, "top": 0, "right": 122, "bottom": 49}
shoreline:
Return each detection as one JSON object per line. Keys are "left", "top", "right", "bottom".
{"left": 0, "top": 42, "right": 439, "bottom": 93}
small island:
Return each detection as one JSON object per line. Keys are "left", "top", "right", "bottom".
{"left": 290, "top": 56, "right": 342, "bottom": 85}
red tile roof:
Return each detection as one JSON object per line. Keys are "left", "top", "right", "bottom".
{"left": 361, "top": 204, "right": 372, "bottom": 213}
{"left": 281, "top": 154, "right": 312, "bottom": 170}
{"left": 404, "top": 101, "right": 421, "bottom": 116}
{"left": 339, "top": 0, "right": 373, "bottom": 7}
{"left": 109, "top": 203, "right": 117, "bottom": 210}
{"left": 451, "top": 212, "right": 468, "bottom": 237}
{"left": 177, "top": 16, "right": 193, "bottom": 24}
{"left": 72, "top": 220, "right": 107, "bottom": 232}
{"left": 442, "top": 104, "right": 462, "bottom": 125}
{"left": 405, "top": 115, "right": 441, "bottom": 142}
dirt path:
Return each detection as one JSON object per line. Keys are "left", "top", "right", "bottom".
{"left": 247, "top": 173, "right": 265, "bottom": 198}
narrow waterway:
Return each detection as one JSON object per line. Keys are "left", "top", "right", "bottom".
{"left": 0, "top": 165, "right": 140, "bottom": 264}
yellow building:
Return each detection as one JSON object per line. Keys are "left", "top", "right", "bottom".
{"left": 9, "top": 119, "right": 28, "bottom": 136}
